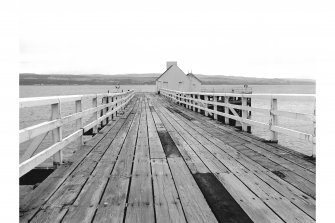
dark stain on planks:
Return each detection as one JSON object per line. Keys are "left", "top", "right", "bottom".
{"left": 157, "top": 130, "right": 181, "bottom": 158}
{"left": 272, "top": 170, "right": 286, "bottom": 179}
{"left": 166, "top": 107, "right": 195, "bottom": 121}
{"left": 193, "top": 173, "right": 253, "bottom": 223}
{"left": 20, "top": 168, "right": 55, "bottom": 185}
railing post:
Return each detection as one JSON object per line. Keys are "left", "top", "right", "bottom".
{"left": 75, "top": 99, "right": 83, "bottom": 145}
{"left": 312, "top": 101, "right": 316, "bottom": 158}
{"left": 224, "top": 96, "right": 229, "bottom": 124}
{"left": 213, "top": 96, "right": 217, "bottom": 120}
{"left": 115, "top": 95, "right": 118, "bottom": 116}
{"left": 51, "top": 102, "right": 62, "bottom": 167}
{"left": 103, "top": 96, "right": 108, "bottom": 126}
{"left": 192, "top": 94, "right": 196, "bottom": 112}
{"left": 92, "top": 95, "right": 98, "bottom": 134}
{"left": 269, "top": 98, "right": 278, "bottom": 142}
{"left": 186, "top": 94, "right": 189, "bottom": 109}
{"left": 106, "top": 95, "right": 110, "bottom": 124}
{"left": 111, "top": 96, "right": 114, "bottom": 120}
{"left": 241, "top": 96, "right": 248, "bottom": 131}
{"left": 197, "top": 94, "right": 201, "bottom": 113}
{"left": 204, "top": 95, "right": 208, "bottom": 116}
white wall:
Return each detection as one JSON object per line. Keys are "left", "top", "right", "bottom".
{"left": 187, "top": 76, "right": 202, "bottom": 92}
{"left": 156, "top": 65, "right": 189, "bottom": 92}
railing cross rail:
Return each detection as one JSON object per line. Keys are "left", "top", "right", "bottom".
{"left": 160, "top": 88, "right": 316, "bottom": 157}
{"left": 19, "top": 90, "right": 135, "bottom": 177}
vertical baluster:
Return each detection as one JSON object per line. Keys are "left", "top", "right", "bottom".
{"left": 197, "top": 94, "right": 201, "bottom": 113}
{"left": 192, "top": 94, "right": 196, "bottom": 112}
{"left": 312, "top": 100, "right": 316, "bottom": 158}
{"left": 204, "top": 95, "right": 208, "bottom": 116}
{"left": 75, "top": 99, "right": 83, "bottom": 145}
{"left": 101, "top": 96, "right": 107, "bottom": 127}
{"left": 115, "top": 95, "right": 118, "bottom": 116}
{"left": 224, "top": 96, "right": 229, "bottom": 124}
{"left": 213, "top": 96, "right": 217, "bottom": 120}
{"left": 241, "top": 96, "right": 248, "bottom": 131}
{"left": 92, "top": 95, "right": 98, "bottom": 134}
{"left": 270, "top": 98, "right": 278, "bottom": 142}
{"left": 111, "top": 96, "right": 114, "bottom": 120}
{"left": 51, "top": 101, "right": 62, "bottom": 167}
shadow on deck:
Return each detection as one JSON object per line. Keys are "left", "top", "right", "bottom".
{"left": 20, "top": 93, "right": 316, "bottom": 223}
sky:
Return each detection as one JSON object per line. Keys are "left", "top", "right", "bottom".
{"left": 19, "top": 0, "right": 334, "bottom": 79}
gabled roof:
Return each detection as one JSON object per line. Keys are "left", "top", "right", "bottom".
{"left": 156, "top": 65, "right": 173, "bottom": 81}
{"left": 187, "top": 73, "right": 202, "bottom": 84}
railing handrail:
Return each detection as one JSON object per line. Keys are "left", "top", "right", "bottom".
{"left": 19, "top": 90, "right": 135, "bottom": 177}
{"left": 20, "top": 91, "right": 132, "bottom": 108}
{"left": 161, "top": 88, "right": 315, "bottom": 99}
{"left": 160, "top": 88, "right": 316, "bottom": 157}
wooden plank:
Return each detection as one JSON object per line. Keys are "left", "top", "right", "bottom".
{"left": 151, "top": 158, "right": 187, "bottom": 223}
{"left": 243, "top": 143, "right": 315, "bottom": 184}
{"left": 165, "top": 100, "right": 315, "bottom": 221}
{"left": 155, "top": 97, "right": 314, "bottom": 222}
{"left": 154, "top": 105, "right": 230, "bottom": 174}
{"left": 164, "top": 97, "right": 315, "bottom": 186}
{"left": 33, "top": 110, "right": 137, "bottom": 222}
{"left": 149, "top": 109, "right": 211, "bottom": 174}
{"left": 153, "top": 99, "right": 279, "bottom": 222}
{"left": 125, "top": 99, "right": 155, "bottom": 223}
{"left": 145, "top": 97, "right": 166, "bottom": 159}
{"left": 216, "top": 172, "right": 284, "bottom": 223}
{"left": 61, "top": 100, "right": 141, "bottom": 223}
{"left": 21, "top": 98, "right": 138, "bottom": 223}
{"left": 235, "top": 170, "right": 314, "bottom": 223}
{"left": 165, "top": 95, "right": 316, "bottom": 172}
{"left": 29, "top": 207, "right": 68, "bottom": 223}
{"left": 159, "top": 99, "right": 315, "bottom": 218}
{"left": 167, "top": 157, "right": 218, "bottom": 223}
{"left": 92, "top": 99, "right": 142, "bottom": 223}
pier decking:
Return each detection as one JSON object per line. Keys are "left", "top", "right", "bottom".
{"left": 20, "top": 93, "right": 316, "bottom": 223}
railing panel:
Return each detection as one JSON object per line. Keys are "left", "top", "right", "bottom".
{"left": 19, "top": 90, "right": 135, "bottom": 176}
{"left": 160, "top": 88, "right": 315, "bottom": 157}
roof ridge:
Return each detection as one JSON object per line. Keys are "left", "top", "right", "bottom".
{"left": 187, "top": 72, "right": 202, "bottom": 83}
{"left": 155, "top": 65, "right": 173, "bottom": 81}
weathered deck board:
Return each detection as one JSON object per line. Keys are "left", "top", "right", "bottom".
{"left": 20, "top": 93, "right": 316, "bottom": 223}
{"left": 168, "top": 157, "right": 218, "bottom": 223}
{"left": 153, "top": 94, "right": 315, "bottom": 221}
{"left": 124, "top": 100, "right": 155, "bottom": 223}
{"left": 151, "top": 158, "right": 187, "bottom": 223}
{"left": 19, "top": 97, "right": 139, "bottom": 223}
{"left": 152, "top": 97, "right": 285, "bottom": 223}
{"left": 31, "top": 99, "right": 140, "bottom": 223}
{"left": 158, "top": 96, "right": 316, "bottom": 192}
{"left": 93, "top": 98, "right": 142, "bottom": 223}
{"left": 61, "top": 100, "right": 141, "bottom": 223}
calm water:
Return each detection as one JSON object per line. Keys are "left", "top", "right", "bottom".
{"left": 20, "top": 84, "right": 315, "bottom": 166}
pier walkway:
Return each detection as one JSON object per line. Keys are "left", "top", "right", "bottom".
{"left": 20, "top": 93, "right": 316, "bottom": 223}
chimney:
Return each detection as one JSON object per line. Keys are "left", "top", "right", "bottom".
{"left": 166, "top": 61, "right": 177, "bottom": 69}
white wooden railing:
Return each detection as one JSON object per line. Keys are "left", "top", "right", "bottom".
{"left": 19, "top": 90, "right": 135, "bottom": 177}
{"left": 160, "top": 88, "right": 316, "bottom": 157}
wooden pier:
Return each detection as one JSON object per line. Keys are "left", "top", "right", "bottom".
{"left": 20, "top": 93, "right": 316, "bottom": 223}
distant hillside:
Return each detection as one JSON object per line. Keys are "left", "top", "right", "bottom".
{"left": 19, "top": 73, "right": 315, "bottom": 86}
{"left": 196, "top": 74, "right": 315, "bottom": 85}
